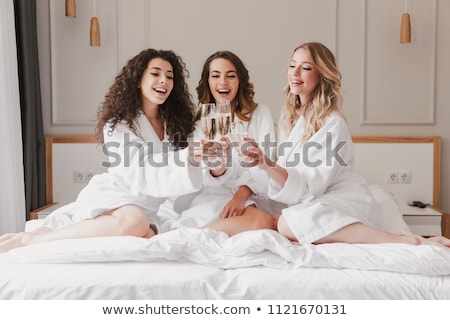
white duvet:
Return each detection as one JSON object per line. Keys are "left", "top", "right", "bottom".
{"left": 1, "top": 228, "right": 449, "bottom": 276}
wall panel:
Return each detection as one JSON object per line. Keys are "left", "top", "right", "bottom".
{"left": 146, "top": 0, "right": 338, "bottom": 115}
{"left": 49, "top": 0, "right": 119, "bottom": 126}
{"left": 362, "top": 0, "right": 437, "bottom": 125}
{"left": 36, "top": 0, "right": 450, "bottom": 212}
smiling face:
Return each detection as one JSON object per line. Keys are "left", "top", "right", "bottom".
{"left": 208, "top": 58, "right": 239, "bottom": 103}
{"left": 287, "top": 48, "right": 321, "bottom": 103}
{"left": 139, "top": 57, "right": 174, "bottom": 108}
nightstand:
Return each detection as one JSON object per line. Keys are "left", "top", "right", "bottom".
{"left": 29, "top": 203, "right": 67, "bottom": 220}
{"left": 399, "top": 204, "right": 442, "bottom": 237}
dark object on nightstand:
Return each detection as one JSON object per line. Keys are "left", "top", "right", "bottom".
{"left": 408, "top": 201, "right": 428, "bottom": 209}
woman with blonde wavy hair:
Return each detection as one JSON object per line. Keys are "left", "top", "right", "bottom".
{"left": 280, "top": 42, "right": 345, "bottom": 143}
{"left": 247, "top": 42, "right": 450, "bottom": 247}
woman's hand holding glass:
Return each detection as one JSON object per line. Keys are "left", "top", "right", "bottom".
{"left": 240, "top": 137, "right": 271, "bottom": 169}
{"left": 231, "top": 122, "right": 250, "bottom": 164}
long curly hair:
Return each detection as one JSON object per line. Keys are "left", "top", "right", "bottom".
{"left": 95, "top": 49, "right": 195, "bottom": 149}
{"left": 280, "top": 42, "right": 345, "bottom": 142}
{"left": 196, "top": 50, "right": 257, "bottom": 122}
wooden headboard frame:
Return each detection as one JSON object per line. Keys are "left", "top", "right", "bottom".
{"left": 352, "top": 136, "right": 441, "bottom": 207}
{"left": 45, "top": 135, "right": 96, "bottom": 204}
{"left": 44, "top": 135, "right": 441, "bottom": 208}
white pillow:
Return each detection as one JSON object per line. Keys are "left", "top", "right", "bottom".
{"left": 368, "top": 185, "right": 412, "bottom": 235}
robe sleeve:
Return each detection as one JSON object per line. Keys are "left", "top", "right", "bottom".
{"left": 102, "top": 121, "right": 202, "bottom": 198}
{"left": 268, "top": 115, "right": 354, "bottom": 205}
{"left": 241, "top": 104, "right": 276, "bottom": 197}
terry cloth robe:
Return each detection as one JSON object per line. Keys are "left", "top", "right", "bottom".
{"left": 171, "top": 104, "right": 276, "bottom": 228}
{"left": 41, "top": 111, "right": 202, "bottom": 231}
{"left": 270, "top": 112, "right": 382, "bottom": 244}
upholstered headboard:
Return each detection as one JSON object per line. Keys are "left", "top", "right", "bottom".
{"left": 352, "top": 136, "right": 440, "bottom": 208}
{"left": 43, "top": 135, "right": 441, "bottom": 209}
{"left": 45, "top": 135, "right": 104, "bottom": 204}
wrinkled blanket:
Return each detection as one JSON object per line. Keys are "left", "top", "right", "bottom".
{"left": 1, "top": 228, "right": 449, "bottom": 276}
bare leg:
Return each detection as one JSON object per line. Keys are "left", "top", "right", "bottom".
{"left": 313, "top": 222, "right": 424, "bottom": 245}
{"left": 315, "top": 222, "right": 450, "bottom": 247}
{"left": 201, "top": 205, "right": 275, "bottom": 237}
{"left": 0, "top": 205, "right": 155, "bottom": 253}
{"left": 277, "top": 216, "right": 450, "bottom": 247}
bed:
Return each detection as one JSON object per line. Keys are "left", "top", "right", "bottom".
{"left": 0, "top": 136, "right": 449, "bottom": 300}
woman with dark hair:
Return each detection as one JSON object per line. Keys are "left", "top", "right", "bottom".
{"left": 196, "top": 50, "right": 259, "bottom": 123}
{"left": 173, "top": 50, "right": 276, "bottom": 236}
{"left": 96, "top": 49, "right": 195, "bottom": 149}
{"left": 0, "top": 48, "right": 212, "bottom": 253}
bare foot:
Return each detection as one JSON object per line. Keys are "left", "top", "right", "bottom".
{"left": 423, "top": 236, "right": 450, "bottom": 248}
{"left": 0, "top": 232, "right": 35, "bottom": 253}
{"left": 0, "top": 226, "right": 53, "bottom": 253}
{"left": 0, "top": 233, "right": 16, "bottom": 242}
{"left": 401, "top": 234, "right": 450, "bottom": 248}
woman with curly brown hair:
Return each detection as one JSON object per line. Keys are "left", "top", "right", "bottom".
{"left": 173, "top": 50, "right": 276, "bottom": 236}
{"left": 0, "top": 48, "right": 212, "bottom": 253}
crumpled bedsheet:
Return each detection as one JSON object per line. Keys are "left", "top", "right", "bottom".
{"left": 1, "top": 228, "right": 449, "bottom": 276}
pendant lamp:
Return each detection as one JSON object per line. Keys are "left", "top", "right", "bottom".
{"left": 65, "top": 0, "right": 76, "bottom": 17}
{"left": 400, "top": 0, "right": 411, "bottom": 43}
{"left": 90, "top": 0, "right": 101, "bottom": 46}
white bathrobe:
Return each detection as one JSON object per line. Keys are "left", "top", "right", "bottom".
{"left": 172, "top": 104, "right": 276, "bottom": 228}
{"left": 270, "top": 112, "right": 382, "bottom": 244}
{"left": 42, "top": 112, "right": 203, "bottom": 231}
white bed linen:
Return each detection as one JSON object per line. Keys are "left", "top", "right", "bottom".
{"left": 1, "top": 185, "right": 448, "bottom": 300}
{"left": 1, "top": 228, "right": 449, "bottom": 299}
{"left": 2, "top": 228, "right": 449, "bottom": 274}
{"left": 1, "top": 261, "right": 449, "bottom": 300}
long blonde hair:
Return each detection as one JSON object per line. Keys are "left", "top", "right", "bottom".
{"left": 280, "top": 42, "right": 345, "bottom": 142}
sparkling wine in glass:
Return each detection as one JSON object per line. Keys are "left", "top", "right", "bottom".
{"left": 200, "top": 103, "right": 218, "bottom": 141}
{"left": 231, "top": 121, "right": 253, "bottom": 179}
{"left": 216, "top": 100, "right": 231, "bottom": 137}
{"left": 231, "top": 121, "right": 248, "bottom": 155}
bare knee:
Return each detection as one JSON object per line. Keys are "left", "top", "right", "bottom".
{"left": 110, "top": 205, "right": 151, "bottom": 237}
{"left": 243, "top": 206, "right": 275, "bottom": 230}
{"left": 277, "top": 215, "right": 297, "bottom": 242}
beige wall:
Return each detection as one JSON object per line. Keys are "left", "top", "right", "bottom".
{"left": 36, "top": 0, "right": 450, "bottom": 212}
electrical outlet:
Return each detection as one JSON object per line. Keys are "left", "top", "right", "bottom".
{"left": 387, "top": 170, "right": 399, "bottom": 184}
{"left": 73, "top": 170, "right": 85, "bottom": 183}
{"left": 399, "top": 170, "right": 412, "bottom": 184}
{"left": 84, "top": 170, "right": 95, "bottom": 183}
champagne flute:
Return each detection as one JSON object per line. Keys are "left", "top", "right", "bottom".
{"left": 200, "top": 103, "right": 218, "bottom": 141}
{"left": 231, "top": 121, "right": 253, "bottom": 181}
{"left": 200, "top": 103, "right": 221, "bottom": 169}
{"left": 230, "top": 121, "right": 247, "bottom": 155}
{"left": 216, "top": 100, "right": 231, "bottom": 137}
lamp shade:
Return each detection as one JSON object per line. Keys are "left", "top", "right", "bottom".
{"left": 65, "top": 0, "right": 76, "bottom": 17}
{"left": 90, "top": 17, "right": 101, "bottom": 46}
{"left": 400, "top": 13, "right": 411, "bottom": 43}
